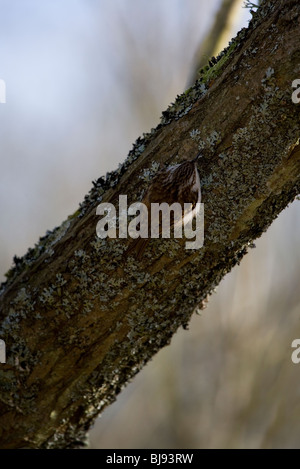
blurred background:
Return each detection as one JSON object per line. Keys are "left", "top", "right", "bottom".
{"left": 0, "top": 0, "right": 299, "bottom": 449}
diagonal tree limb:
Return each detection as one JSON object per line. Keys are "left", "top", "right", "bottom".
{"left": 188, "top": 0, "right": 244, "bottom": 85}
{"left": 0, "top": 0, "right": 299, "bottom": 448}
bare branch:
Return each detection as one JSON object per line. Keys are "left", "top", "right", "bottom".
{"left": 188, "top": 0, "right": 244, "bottom": 85}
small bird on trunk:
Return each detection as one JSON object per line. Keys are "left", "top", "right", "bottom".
{"left": 125, "top": 153, "right": 202, "bottom": 259}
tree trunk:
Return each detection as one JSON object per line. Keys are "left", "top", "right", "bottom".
{"left": 0, "top": 0, "right": 299, "bottom": 448}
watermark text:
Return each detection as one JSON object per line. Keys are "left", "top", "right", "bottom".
{"left": 0, "top": 79, "right": 6, "bottom": 103}
{"left": 292, "top": 79, "right": 300, "bottom": 104}
{"left": 96, "top": 195, "right": 204, "bottom": 250}
{"left": 0, "top": 340, "right": 6, "bottom": 363}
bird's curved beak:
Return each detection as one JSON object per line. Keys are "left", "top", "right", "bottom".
{"left": 193, "top": 152, "right": 202, "bottom": 162}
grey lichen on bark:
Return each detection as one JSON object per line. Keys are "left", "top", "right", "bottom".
{"left": 0, "top": 0, "right": 300, "bottom": 449}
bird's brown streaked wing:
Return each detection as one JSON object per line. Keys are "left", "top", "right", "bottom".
{"left": 124, "top": 160, "right": 201, "bottom": 259}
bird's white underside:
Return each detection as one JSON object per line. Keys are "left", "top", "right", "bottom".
{"left": 175, "top": 163, "right": 201, "bottom": 227}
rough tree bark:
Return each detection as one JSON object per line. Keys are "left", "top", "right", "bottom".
{"left": 0, "top": 0, "right": 299, "bottom": 449}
